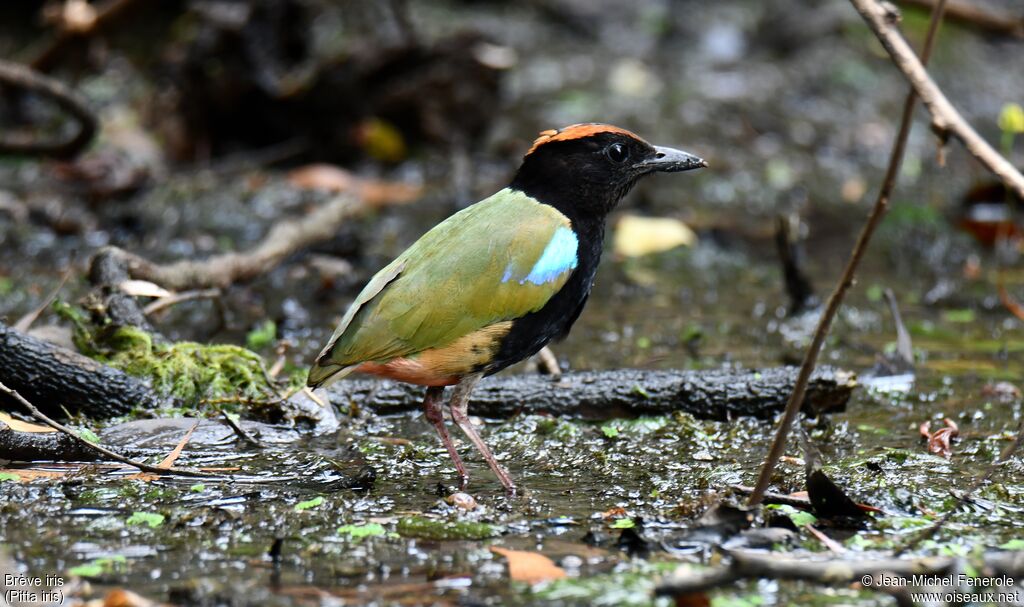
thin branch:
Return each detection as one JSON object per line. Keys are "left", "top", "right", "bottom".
{"left": 655, "top": 550, "right": 958, "bottom": 597}
{"left": 143, "top": 288, "right": 221, "bottom": 316}
{"left": 99, "top": 183, "right": 419, "bottom": 291}
{"left": 0, "top": 59, "right": 97, "bottom": 158}
{"left": 855, "top": 0, "right": 1024, "bottom": 199}
{"left": 0, "top": 380, "right": 214, "bottom": 478}
{"left": 747, "top": 0, "right": 949, "bottom": 506}
{"left": 13, "top": 265, "right": 74, "bottom": 332}
{"left": 894, "top": 0, "right": 1024, "bottom": 39}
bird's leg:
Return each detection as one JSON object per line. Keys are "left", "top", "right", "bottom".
{"left": 448, "top": 373, "right": 517, "bottom": 494}
{"left": 422, "top": 385, "right": 468, "bottom": 486}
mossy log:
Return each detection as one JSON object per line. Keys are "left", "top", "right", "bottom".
{"left": 0, "top": 321, "right": 156, "bottom": 419}
{"left": 326, "top": 367, "right": 856, "bottom": 420}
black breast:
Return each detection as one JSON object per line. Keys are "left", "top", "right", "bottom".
{"left": 484, "top": 221, "right": 604, "bottom": 375}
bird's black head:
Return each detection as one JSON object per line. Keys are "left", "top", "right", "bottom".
{"left": 509, "top": 123, "right": 705, "bottom": 222}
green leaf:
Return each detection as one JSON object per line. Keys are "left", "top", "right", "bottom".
{"left": 126, "top": 511, "right": 165, "bottom": 528}
{"left": 866, "top": 284, "right": 884, "bottom": 303}
{"left": 610, "top": 518, "right": 635, "bottom": 529}
{"left": 68, "top": 555, "right": 126, "bottom": 578}
{"left": 78, "top": 428, "right": 101, "bottom": 444}
{"left": 942, "top": 308, "right": 976, "bottom": 324}
{"left": 765, "top": 504, "right": 817, "bottom": 527}
{"left": 337, "top": 522, "right": 389, "bottom": 540}
{"left": 600, "top": 424, "right": 619, "bottom": 438}
{"left": 246, "top": 320, "right": 277, "bottom": 350}
{"left": 189, "top": 483, "right": 205, "bottom": 493}
{"left": 631, "top": 385, "right": 650, "bottom": 399}
{"left": 294, "top": 496, "right": 324, "bottom": 511}
{"left": 999, "top": 539, "right": 1024, "bottom": 550}
{"left": 0, "top": 472, "right": 19, "bottom": 482}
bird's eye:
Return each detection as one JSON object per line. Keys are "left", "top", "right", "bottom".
{"left": 606, "top": 143, "right": 629, "bottom": 163}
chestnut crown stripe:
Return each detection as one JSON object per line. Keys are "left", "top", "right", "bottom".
{"left": 525, "top": 123, "right": 646, "bottom": 156}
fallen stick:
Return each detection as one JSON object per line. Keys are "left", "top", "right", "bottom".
{"left": 747, "top": 0, "right": 949, "bottom": 506}
{"left": 0, "top": 59, "right": 97, "bottom": 158}
{"left": 98, "top": 183, "right": 419, "bottom": 291}
{"left": 324, "top": 367, "right": 856, "bottom": 420}
{"left": 655, "top": 550, "right": 958, "bottom": 596}
{"left": 0, "top": 380, "right": 212, "bottom": 478}
{"left": 0, "top": 321, "right": 157, "bottom": 419}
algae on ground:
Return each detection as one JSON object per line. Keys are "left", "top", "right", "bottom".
{"left": 397, "top": 516, "right": 502, "bottom": 540}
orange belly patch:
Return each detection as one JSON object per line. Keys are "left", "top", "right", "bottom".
{"left": 356, "top": 321, "right": 513, "bottom": 386}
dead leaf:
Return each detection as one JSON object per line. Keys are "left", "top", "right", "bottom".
{"left": 158, "top": 421, "right": 198, "bottom": 469}
{"left": 490, "top": 547, "right": 566, "bottom": 584}
{"left": 119, "top": 280, "right": 172, "bottom": 299}
{"left": 0, "top": 468, "right": 69, "bottom": 482}
{"left": 288, "top": 164, "right": 356, "bottom": 192}
{"left": 920, "top": 418, "right": 959, "bottom": 458}
{"left": 102, "top": 588, "right": 157, "bottom": 607}
{"left": 601, "top": 506, "right": 627, "bottom": 519}
{"left": 289, "top": 165, "right": 422, "bottom": 207}
{"left": 126, "top": 421, "right": 198, "bottom": 481}
{"left": 0, "top": 412, "right": 57, "bottom": 433}
{"left": 613, "top": 215, "right": 696, "bottom": 258}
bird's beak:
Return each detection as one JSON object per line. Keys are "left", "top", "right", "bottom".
{"left": 635, "top": 145, "right": 707, "bottom": 173}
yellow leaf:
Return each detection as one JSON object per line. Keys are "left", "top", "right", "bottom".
{"left": 0, "top": 412, "right": 56, "bottom": 433}
{"left": 999, "top": 103, "right": 1024, "bottom": 134}
{"left": 490, "top": 547, "right": 566, "bottom": 584}
{"left": 613, "top": 214, "right": 697, "bottom": 258}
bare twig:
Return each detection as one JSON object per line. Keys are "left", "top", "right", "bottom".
{"left": 894, "top": 0, "right": 1024, "bottom": 39}
{"left": 0, "top": 380, "right": 214, "bottom": 478}
{"left": 143, "top": 288, "right": 221, "bottom": 316}
{"left": 220, "top": 411, "right": 263, "bottom": 448}
{"left": 855, "top": 0, "right": 1024, "bottom": 199}
{"left": 0, "top": 59, "right": 97, "bottom": 158}
{"left": 99, "top": 185, "right": 419, "bottom": 291}
{"left": 656, "top": 550, "right": 957, "bottom": 596}
{"left": 13, "top": 266, "right": 74, "bottom": 332}
{"left": 748, "top": 0, "right": 949, "bottom": 506}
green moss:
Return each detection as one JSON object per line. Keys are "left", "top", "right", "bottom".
{"left": 54, "top": 303, "right": 275, "bottom": 405}
{"left": 396, "top": 516, "right": 501, "bottom": 540}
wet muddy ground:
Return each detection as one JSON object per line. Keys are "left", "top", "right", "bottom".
{"left": 2, "top": 0, "right": 1023, "bottom": 605}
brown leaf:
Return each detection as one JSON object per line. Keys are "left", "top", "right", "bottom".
{"left": 0, "top": 412, "right": 57, "bottom": 433}
{"left": 287, "top": 164, "right": 422, "bottom": 207}
{"left": 103, "top": 588, "right": 157, "bottom": 607}
{"left": 673, "top": 592, "right": 711, "bottom": 607}
{"left": 601, "top": 506, "right": 627, "bottom": 520}
{"left": 920, "top": 418, "right": 959, "bottom": 458}
{"left": 0, "top": 468, "right": 69, "bottom": 482}
{"left": 490, "top": 547, "right": 566, "bottom": 584}
{"left": 158, "top": 421, "right": 198, "bottom": 469}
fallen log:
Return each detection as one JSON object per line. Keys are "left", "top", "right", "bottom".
{"left": 325, "top": 367, "right": 856, "bottom": 420}
{"left": 0, "top": 321, "right": 156, "bottom": 419}
{"left": 1, "top": 319, "right": 854, "bottom": 421}
{"left": 0, "top": 421, "right": 97, "bottom": 461}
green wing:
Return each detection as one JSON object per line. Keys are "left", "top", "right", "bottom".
{"left": 311, "top": 189, "right": 576, "bottom": 379}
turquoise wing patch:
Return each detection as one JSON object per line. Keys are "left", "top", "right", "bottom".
{"left": 502, "top": 226, "right": 578, "bottom": 285}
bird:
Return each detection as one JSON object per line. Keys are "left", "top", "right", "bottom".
{"left": 307, "top": 123, "right": 706, "bottom": 494}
